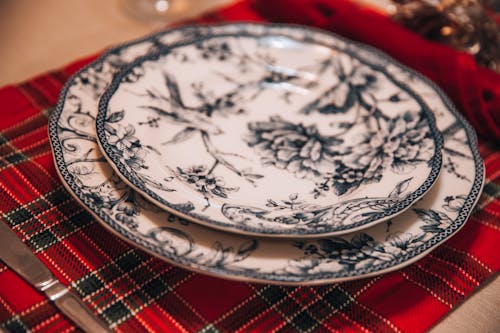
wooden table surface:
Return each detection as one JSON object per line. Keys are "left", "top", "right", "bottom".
{"left": 0, "top": 1, "right": 498, "bottom": 332}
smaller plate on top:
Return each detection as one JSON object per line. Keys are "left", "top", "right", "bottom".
{"left": 96, "top": 24, "right": 443, "bottom": 237}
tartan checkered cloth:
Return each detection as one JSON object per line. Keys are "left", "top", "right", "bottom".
{"left": 0, "top": 1, "right": 499, "bottom": 332}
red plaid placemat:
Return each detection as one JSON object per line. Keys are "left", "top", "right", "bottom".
{"left": 0, "top": 1, "right": 499, "bottom": 332}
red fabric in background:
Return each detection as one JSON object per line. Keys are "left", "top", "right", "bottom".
{"left": 0, "top": 1, "right": 498, "bottom": 332}
{"left": 253, "top": 0, "right": 500, "bottom": 143}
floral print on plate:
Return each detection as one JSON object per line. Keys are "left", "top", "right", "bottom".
{"left": 50, "top": 23, "right": 483, "bottom": 284}
{"left": 95, "top": 27, "right": 443, "bottom": 237}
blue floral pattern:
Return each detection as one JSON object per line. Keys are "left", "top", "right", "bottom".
{"left": 49, "top": 23, "right": 483, "bottom": 284}
{"left": 300, "top": 57, "right": 378, "bottom": 115}
{"left": 246, "top": 110, "right": 434, "bottom": 197}
{"left": 173, "top": 165, "right": 239, "bottom": 210}
{"left": 95, "top": 29, "right": 443, "bottom": 237}
{"left": 222, "top": 179, "right": 413, "bottom": 233}
{"left": 324, "top": 111, "right": 434, "bottom": 196}
{"left": 246, "top": 117, "right": 342, "bottom": 179}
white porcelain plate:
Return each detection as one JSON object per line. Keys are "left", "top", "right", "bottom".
{"left": 95, "top": 24, "right": 443, "bottom": 237}
{"left": 49, "top": 23, "right": 483, "bottom": 284}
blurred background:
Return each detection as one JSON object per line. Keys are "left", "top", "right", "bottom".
{"left": 1, "top": 0, "right": 497, "bottom": 86}
{"left": 0, "top": 1, "right": 498, "bottom": 332}
{"left": 0, "top": 0, "right": 234, "bottom": 86}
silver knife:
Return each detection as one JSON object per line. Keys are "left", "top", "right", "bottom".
{"left": 0, "top": 222, "right": 111, "bottom": 332}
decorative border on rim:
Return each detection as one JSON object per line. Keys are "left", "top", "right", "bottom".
{"left": 48, "top": 22, "right": 484, "bottom": 284}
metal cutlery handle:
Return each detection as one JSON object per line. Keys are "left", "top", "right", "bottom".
{"left": 0, "top": 222, "right": 110, "bottom": 332}
{"left": 44, "top": 281, "right": 111, "bottom": 332}
{"left": 0, "top": 221, "right": 54, "bottom": 289}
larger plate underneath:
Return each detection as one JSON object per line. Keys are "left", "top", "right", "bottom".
{"left": 50, "top": 23, "right": 483, "bottom": 285}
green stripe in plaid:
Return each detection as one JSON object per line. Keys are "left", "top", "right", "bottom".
{"left": 2, "top": 187, "right": 93, "bottom": 253}
{"left": 483, "top": 182, "right": 500, "bottom": 200}
{"left": 211, "top": 282, "right": 397, "bottom": 332}
{"left": 0, "top": 140, "right": 52, "bottom": 172}
{"left": 69, "top": 245, "right": 195, "bottom": 329}
{"left": 432, "top": 245, "right": 492, "bottom": 283}
{"left": 3, "top": 188, "right": 65, "bottom": 227}
{"left": 0, "top": 135, "right": 7, "bottom": 146}
{"left": 0, "top": 113, "right": 49, "bottom": 143}
{"left": 0, "top": 152, "right": 29, "bottom": 169}
{"left": 17, "top": 77, "right": 60, "bottom": 111}
{"left": 113, "top": 268, "right": 197, "bottom": 329}
{"left": 2, "top": 317, "right": 28, "bottom": 333}
{"left": 0, "top": 300, "right": 75, "bottom": 333}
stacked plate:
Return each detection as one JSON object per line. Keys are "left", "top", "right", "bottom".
{"left": 49, "top": 23, "right": 484, "bottom": 285}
